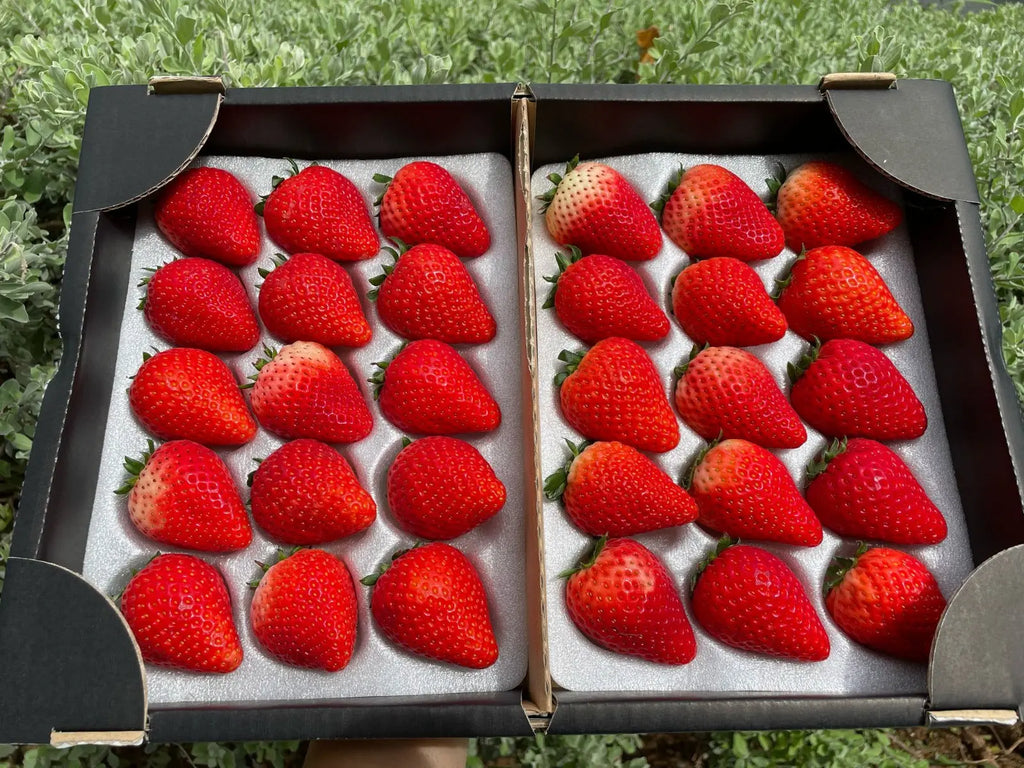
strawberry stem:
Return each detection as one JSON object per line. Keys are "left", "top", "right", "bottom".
{"left": 650, "top": 164, "right": 685, "bottom": 218}
{"left": 681, "top": 437, "right": 719, "bottom": 490}
{"left": 367, "top": 248, "right": 400, "bottom": 301}
{"left": 673, "top": 343, "right": 707, "bottom": 381}
{"left": 543, "top": 439, "right": 590, "bottom": 502}
{"left": 115, "top": 439, "right": 156, "bottom": 495}
{"left": 824, "top": 542, "right": 870, "bottom": 597}
{"left": 805, "top": 437, "right": 848, "bottom": 481}
{"left": 554, "top": 348, "right": 586, "bottom": 387}
{"left": 369, "top": 346, "right": 406, "bottom": 400}
{"left": 787, "top": 337, "right": 822, "bottom": 385}
{"left": 360, "top": 542, "right": 424, "bottom": 587}
{"left": 690, "top": 535, "right": 735, "bottom": 592}
{"left": 542, "top": 246, "right": 583, "bottom": 309}
{"left": 537, "top": 154, "right": 580, "bottom": 213}
{"left": 764, "top": 161, "right": 788, "bottom": 212}
{"left": 558, "top": 535, "right": 607, "bottom": 579}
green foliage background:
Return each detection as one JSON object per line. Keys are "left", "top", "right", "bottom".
{"left": 1, "top": 0, "right": 1023, "bottom": 765}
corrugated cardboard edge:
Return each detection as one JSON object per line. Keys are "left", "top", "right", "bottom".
{"left": 514, "top": 86, "right": 554, "bottom": 723}
{"left": 927, "top": 710, "right": 1020, "bottom": 727}
{"left": 50, "top": 731, "right": 147, "bottom": 748}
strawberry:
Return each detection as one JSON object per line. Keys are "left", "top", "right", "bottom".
{"left": 776, "top": 246, "right": 913, "bottom": 344}
{"left": 543, "top": 246, "right": 669, "bottom": 343}
{"left": 250, "top": 548, "right": 358, "bottom": 671}
{"left": 674, "top": 346, "right": 806, "bottom": 449}
{"left": 371, "top": 340, "right": 501, "bottom": 435}
{"left": 825, "top": 545, "right": 946, "bottom": 662}
{"left": 387, "top": 436, "right": 506, "bottom": 540}
{"left": 540, "top": 157, "right": 662, "bottom": 261}
{"left": 129, "top": 348, "right": 257, "bottom": 446}
{"left": 258, "top": 252, "right": 372, "bottom": 347}
{"left": 671, "top": 258, "right": 787, "bottom": 347}
{"left": 563, "top": 537, "right": 696, "bottom": 664}
{"left": 374, "top": 161, "right": 490, "bottom": 258}
{"left": 557, "top": 337, "right": 679, "bottom": 453}
{"left": 369, "top": 242, "right": 496, "bottom": 344}
{"left": 250, "top": 342, "right": 373, "bottom": 443}
{"left": 685, "top": 439, "right": 823, "bottom": 546}
{"left": 140, "top": 258, "right": 259, "bottom": 352}
{"left": 789, "top": 339, "right": 927, "bottom": 440}
{"left": 154, "top": 166, "right": 261, "bottom": 267}
{"left": 544, "top": 440, "right": 697, "bottom": 537}
{"left": 120, "top": 553, "right": 242, "bottom": 673}
{"left": 654, "top": 164, "right": 784, "bottom": 261}
{"left": 362, "top": 542, "right": 498, "bottom": 669}
{"left": 805, "top": 438, "right": 947, "bottom": 545}
{"left": 691, "top": 539, "right": 829, "bottom": 661}
{"left": 249, "top": 439, "right": 376, "bottom": 545}
{"left": 258, "top": 161, "right": 379, "bottom": 261}
{"left": 771, "top": 161, "right": 903, "bottom": 251}
{"left": 116, "top": 440, "right": 251, "bottom": 551}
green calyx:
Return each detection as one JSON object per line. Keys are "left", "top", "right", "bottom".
{"left": 558, "top": 535, "right": 607, "bottom": 579}
{"left": 771, "top": 248, "right": 806, "bottom": 300}
{"left": 245, "top": 456, "right": 265, "bottom": 488}
{"left": 554, "top": 348, "right": 586, "bottom": 387}
{"left": 257, "top": 253, "right": 289, "bottom": 279}
{"left": 255, "top": 158, "right": 304, "bottom": 215}
{"left": 786, "top": 337, "right": 822, "bottom": 385}
{"left": 542, "top": 438, "right": 591, "bottom": 502}
{"left": 764, "top": 161, "right": 788, "bottom": 212}
{"left": 367, "top": 240, "right": 409, "bottom": 301}
{"left": 690, "top": 535, "right": 735, "bottom": 592}
{"left": 368, "top": 344, "right": 405, "bottom": 400}
{"left": 805, "top": 437, "right": 848, "bottom": 481}
{"left": 372, "top": 172, "right": 394, "bottom": 207}
{"left": 650, "top": 164, "right": 685, "bottom": 218}
{"left": 681, "top": 436, "right": 721, "bottom": 490}
{"left": 135, "top": 266, "right": 160, "bottom": 310}
{"left": 115, "top": 439, "right": 156, "bottom": 495}
{"left": 360, "top": 542, "right": 424, "bottom": 587}
{"left": 824, "top": 542, "right": 870, "bottom": 597}
{"left": 244, "top": 344, "right": 279, "bottom": 389}
{"left": 673, "top": 343, "right": 708, "bottom": 382}
{"left": 248, "top": 546, "right": 301, "bottom": 589}
{"left": 537, "top": 154, "right": 580, "bottom": 213}
{"left": 541, "top": 246, "right": 584, "bottom": 309}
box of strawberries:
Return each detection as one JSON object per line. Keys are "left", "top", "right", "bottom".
{"left": 1, "top": 76, "right": 1023, "bottom": 745}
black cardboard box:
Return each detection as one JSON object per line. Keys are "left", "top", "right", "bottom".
{"left": 1, "top": 77, "right": 1023, "bottom": 746}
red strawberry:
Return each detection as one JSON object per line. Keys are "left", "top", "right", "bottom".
{"left": 691, "top": 540, "right": 830, "bottom": 661}
{"left": 120, "top": 553, "right": 243, "bottom": 672}
{"left": 805, "top": 438, "right": 947, "bottom": 545}
{"left": 540, "top": 157, "right": 662, "bottom": 261}
{"left": 154, "top": 167, "right": 261, "bottom": 267}
{"left": 564, "top": 537, "right": 696, "bottom": 664}
{"left": 362, "top": 543, "right": 498, "bottom": 669}
{"left": 777, "top": 246, "right": 913, "bottom": 344}
{"left": 543, "top": 247, "right": 669, "bottom": 343}
{"left": 250, "top": 439, "right": 376, "bottom": 545}
{"left": 116, "top": 440, "right": 251, "bottom": 551}
{"left": 258, "top": 252, "right": 372, "bottom": 347}
{"left": 141, "top": 258, "right": 259, "bottom": 352}
{"left": 250, "top": 548, "right": 358, "bottom": 671}
{"left": 387, "top": 436, "right": 506, "bottom": 539}
{"left": 671, "top": 258, "right": 787, "bottom": 347}
{"left": 375, "top": 161, "right": 490, "bottom": 258}
{"left": 771, "top": 161, "right": 903, "bottom": 251}
{"left": 259, "top": 162, "right": 379, "bottom": 261}
{"left": 370, "top": 243, "right": 496, "bottom": 344}
{"left": 557, "top": 337, "right": 679, "bottom": 453}
{"left": 250, "top": 342, "right": 373, "bottom": 443}
{"left": 789, "top": 339, "right": 927, "bottom": 440}
{"left": 655, "top": 164, "right": 784, "bottom": 261}
{"left": 674, "top": 346, "right": 806, "bottom": 449}
{"left": 544, "top": 440, "right": 697, "bottom": 536}
{"left": 129, "top": 348, "right": 257, "bottom": 446}
{"left": 371, "top": 340, "right": 501, "bottom": 435}
{"left": 825, "top": 545, "right": 946, "bottom": 662}
{"left": 686, "top": 439, "right": 822, "bottom": 546}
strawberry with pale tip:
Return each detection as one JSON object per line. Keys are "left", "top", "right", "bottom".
{"left": 556, "top": 337, "right": 679, "bottom": 453}
{"left": 563, "top": 537, "right": 697, "bottom": 664}
{"left": 116, "top": 439, "right": 251, "bottom": 552}
{"left": 544, "top": 439, "right": 697, "bottom": 537}
{"left": 543, "top": 246, "right": 669, "bottom": 343}
{"left": 258, "top": 160, "right": 379, "bottom": 261}
{"left": 374, "top": 161, "right": 490, "bottom": 258}
{"left": 691, "top": 538, "right": 830, "bottom": 661}
{"left": 129, "top": 347, "right": 257, "bottom": 446}
{"left": 540, "top": 156, "right": 662, "bottom": 261}
{"left": 685, "top": 439, "right": 823, "bottom": 547}
{"left": 154, "top": 166, "right": 261, "bottom": 267}
{"left": 654, "top": 163, "right": 784, "bottom": 262}
{"left": 141, "top": 257, "right": 260, "bottom": 352}
{"left": 120, "top": 553, "right": 243, "bottom": 673}
{"left": 362, "top": 542, "right": 499, "bottom": 669}
{"left": 250, "top": 548, "right": 359, "bottom": 672}
{"left": 249, "top": 341, "right": 374, "bottom": 443}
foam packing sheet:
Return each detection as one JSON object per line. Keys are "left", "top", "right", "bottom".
{"left": 531, "top": 152, "right": 975, "bottom": 695}
{"left": 81, "top": 153, "right": 528, "bottom": 705}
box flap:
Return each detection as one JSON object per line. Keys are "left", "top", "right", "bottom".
{"left": 929, "top": 544, "right": 1024, "bottom": 714}
{"left": 74, "top": 85, "right": 220, "bottom": 212}
{"left": 0, "top": 558, "right": 147, "bottom": 744}
{"left": 824, "top": 78, "right": 980, "bottom": 203}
